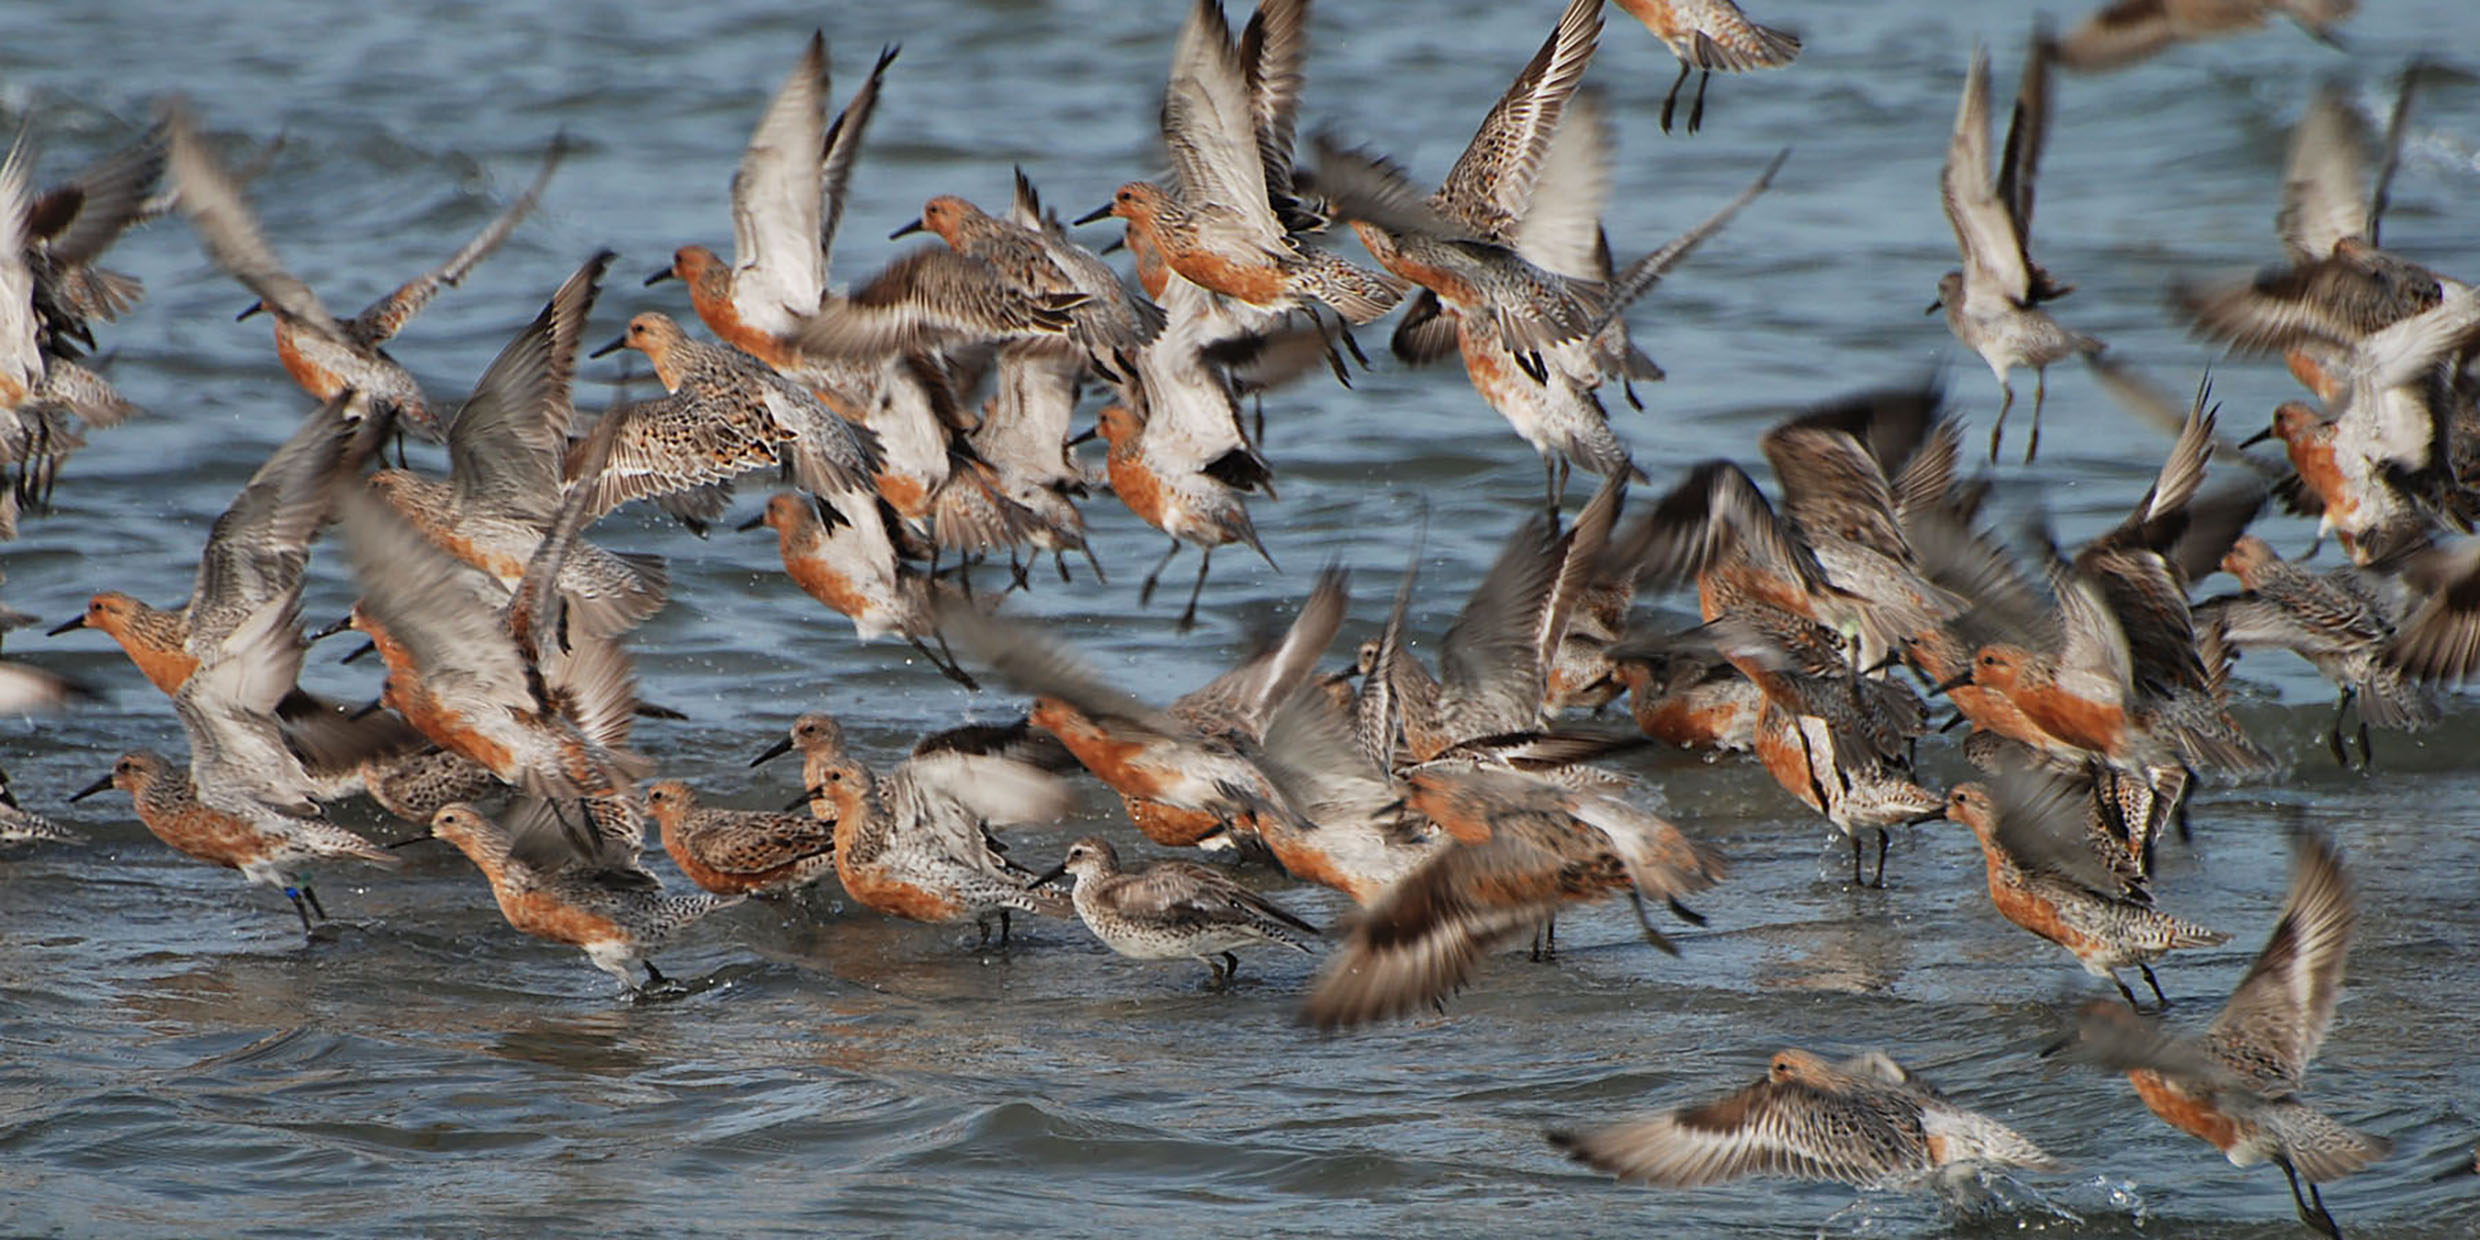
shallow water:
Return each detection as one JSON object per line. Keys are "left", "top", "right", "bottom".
{"left": 3, "top": 0, "right": 2478, "bottom": 1235}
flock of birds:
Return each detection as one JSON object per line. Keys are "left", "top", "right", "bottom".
{"left": 3, "top": 0, "right": 2476, "bottom": 1233}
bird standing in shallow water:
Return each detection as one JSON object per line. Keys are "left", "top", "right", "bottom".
{"left": 1033, "top": 835, "right": 1320, "bottom": 985}
{"left": 424, "top": 802, "right": 738, "bottom": 994}
{"left": 1940, "top": 777, "right": 2226, "bottom": 1009}
{"left": 753, "top": 712, "right": 1073, "bottom": 945}
{"left": 2051, "top": 830, "right": 2388, "bottom": 1239}
{"left": 645, "top": 779, "right": 837, "bottom": 900}
{"left": 73, "top": 750, "right": 398, "bottom": 937}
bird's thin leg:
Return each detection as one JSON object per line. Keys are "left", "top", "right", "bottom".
{"left": 1850, "top": 831, "right": 1865, "bottom": 887}
{"left": 2278, "top": 1157, "right": 2345, "bottom": 1240}
{"left": 2024, "top": 367, "right": 2048, "bottom": 464}
{"left": 1138, "top": 538, "right": 1181, "bottom": 607}
{"left": 1000, "top": 909, "right": 1013, "bottom": 945}
{"left": 301, "top": 880, "right": 329, "bottom": 922}
{"left": 2173, "top": 774, "right": 2194, "bottom": 845}
{"left": 1080, "top": 542, "right": 1108, "bottom": 585}
{"left": 911, "top": 635, "right": 979, "bottom": 691}
{"left": 2112, "top": 972, "right": 2142, "bottom": 1011}
{"left": 1542, "top": 455, "right": 1560, "bottom": 512}
{"left": 644, "top": 961, "right": 668, "bottom": 985}
{"left": 1221, "top": 951, "right": 1241, "bottom": 981}
{"left": 1660, "top": 59, "right": 1691, "bottom": 133}
{"left": 1337, "top": 323, "right": 1369, "bottom": 369}
{"left": 283, "top": 887, "right": 315, "bottom": 938}
{"left": 976, "top": 917, "right": 993, "bottom": 949}
{"left": 1988, "top": 381, "right": 2016, "bottom": 463}
{"left": 2305, "top": 1181, "right": 2341, "bottom": 1240}
{"left": 1689, "top": 68, "right": 1713, "bottom": 134}
{"left": 1321, "top": 336, "right": 1352, "bottom": 387}
{"left": 2139, "top": 961, "right": 2170, "bottom": 1009}
{"left": 1178, "top": 547, "right": 1213, "bottom": 633}
{"left": 2355, "top": 718, "right": 2372, "bottom": 772}
{"left": 2327, "top": 688, "right": 2354, "bottom": 769}
{"left": 1872, "top": 828, "right": 1891, "bottom": 888}
{"left": 1621, "top": 889, "right": 1679, "bottom": 955}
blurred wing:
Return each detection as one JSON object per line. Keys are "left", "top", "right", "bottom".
{"left": 0, "top": 136, "right": 43, "bottom": 394}
{"left": 175, "top": 594, "right": 329, "bottom": 826}
{"left": 2208, "top": 831, "right": 2356, "bottom": 1091}
{"left": 796, "top": 246, "right": 1077, "bottom": 358}
{"left": 568, "top": 392, "right": 781, "bottom": 521}
{"left": 1553, "top": 1077, "right": 1909, "bottom": 1188}
{"left": 448, "top": 250, "right": 608, "bottom": 522}
{"left": 36, "top": 121, "right": 165, "bottom": 267}
{"left": 1299, "top": 829, "right": 1565, "bottom": 1030}
{"left": 1940, "top": 48, "right": 2031, "bottom": 305}
{"left": 1509, "top": 86, "right": 1612, "bottom": 281}
{"left": 1436, "top": 0, "right": 1602, "bottom": 239}
{"left": 936, "top": 601, "right": 1186, "bottom": 736}
{"left": 186, "top": 397, "right": 356, "bottom": 651}
{"left": 820, "top": 45, "right": 898, "bottom": 270}
{"left": 164, "top": 102, "right": 342, "bottom": 338}
{"left": 339, "top": 487, "right": 533, "bottom": 715}
{"left": 901, "top": 751, "right": 1077, "bottom": 828}
{"left": 351, "top": 133, "right": 564, "bottom": 344}
{"left": 732, "top": 32, "right": 831, "bottom": 337}
{"left": 1162, "top": 0, "right": 1285, "bottom": 246}
{"left": 2277, "top": 83, "right": 2373, "bottom": 264}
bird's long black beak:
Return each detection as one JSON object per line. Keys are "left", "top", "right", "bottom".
{"left": 45, "top": 614, "right": 85, "bottom": 636}
{"left": 349, "top": 698, "right": 386, "bottom": 720}
{"left": 386, "top": 830, "right": 438, "bottom": 851}
{"left": 1065, "top": 426, "right": 1099, "bottom": 447}
{"left": 735, "top": 512, "right": 768, "bottom": 532}
{"left": 305, "top": 613, "right": 355, "bottom": 643}
{"left": 644, "top": 266, "right": 676, "bottom": 287}
{"left": 1929, "top": 670, "right": 1974, "bottom": 696}
{"left": 1906, "top": 806, "right": 1949, "bottom": 826}
{"left": 751, "top": 737, "right": 795, "bottom": 768}
{"left": 1028, "top": 863, "right": 1069, "bottom": 889}
{"left": 236, "top": 300, "right": 266, "bottom": 322}
{"left": 1098, "top": 237, "right": 1125, "bottom": 255}
{"left": 889, "top": 218, "right": 926, "bottom": 240}
{"left": 1071, "top": 203, "right": 1114, "bottom": 226}
{"left": 69, "top": 774, "right": 114, "bottom": 802}
{"left": 2237, "top": 426, "right": 2276, "bottom": 449}
{"left": 340, "top": 641, "right": 377, "bottom": 665}
{"left": 588, "top": 335, "right": 629, "bottom": 359}
{"left": 781, "top": 786, "right": 823, "bottom": 813}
